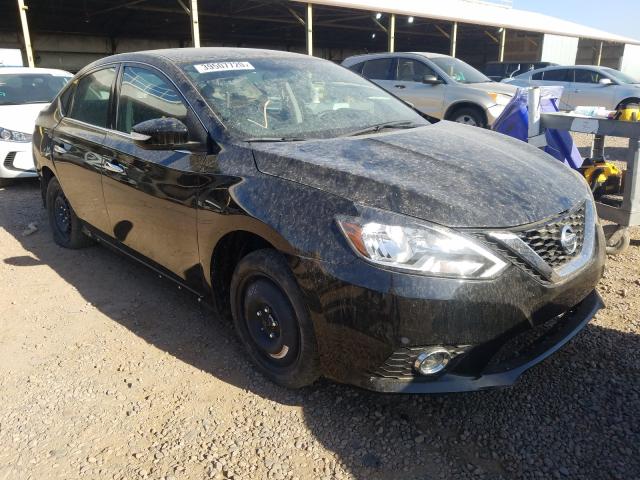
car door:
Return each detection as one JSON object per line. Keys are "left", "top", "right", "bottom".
{"left": 51, "top": 66, "right": 117, "bottom": 234}
{"left": 391, "top": 58, "right": 445, "bottom": 117}
{"left": 538, "top": 68, "right": 574, "bottom": 110}
{"left": 100, "top": 64, "right": 208, "bottom": 283}
{"left": 360, "top": 57, "right": 395, "bottom": 92}
{"left": 568, "top": 68, "right": 617, "bottom": 109}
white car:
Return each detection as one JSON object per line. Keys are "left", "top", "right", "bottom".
{"left": 502, "top": 65, "right": 640, "bottom": 111}
{"left": 0, "top": 67, "right": 72, "bottom": 186}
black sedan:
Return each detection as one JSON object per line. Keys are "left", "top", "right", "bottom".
{"left": 33, "top": 48, "right": 605, "bottom": 393}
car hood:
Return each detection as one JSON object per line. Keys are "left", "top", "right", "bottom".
{"left": 0, "top": 103, "right": 49, "bottom": 134}
{"left": 463, "top": 81, "right": 518, "bottom": 96}
{"left": 251, "top": 122, "right": 586, "bottom": 229}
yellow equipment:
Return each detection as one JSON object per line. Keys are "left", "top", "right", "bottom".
{"left": 579, "top": 161, "right": 623, "bottom": 197}
{"left": 613, "top": 103, "right": 640, "bottom": 122}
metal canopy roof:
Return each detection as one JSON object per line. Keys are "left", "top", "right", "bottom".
{"left": 294, "top": 0, "right": 640, "bottom": 45}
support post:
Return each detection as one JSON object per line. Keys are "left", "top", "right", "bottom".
{"left": 499, "top": 28, "right": 506, "bottom": 62}
{"left": 16, "top": 0, "right": 34, "bottom": 67}
{"left": 306, "top": 3, "right": 313, "bottom": 56}
{"left": 190, "top": 0, "right": 200, "bottom": 48}
{"left": 596, "top": 41, "right": 603, "bottom": 66}
{"left": 450, "top": 21, "right": 458, "bottom": 58}
{"left": 388, "top": 13, "right": 395, "bottom": 52}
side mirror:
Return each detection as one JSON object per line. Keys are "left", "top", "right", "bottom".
{"left": 131, "top": 117, "right": 189, "bottom": 149}
{"left": 599, "top": 78, "right": 614, "bottom": 86}
{"left": 422, "top": 75, "right": 442, "bottom": 85}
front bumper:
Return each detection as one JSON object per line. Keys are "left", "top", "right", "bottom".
{"left": 0, "top": 141, "right": 37, "bottom": 179}
{"left": 293, "top": 224, "right": 605, "bottom": 393}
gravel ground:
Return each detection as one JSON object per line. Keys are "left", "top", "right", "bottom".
{"left": 1, "top": 135, "right": 639, "bottom": 480}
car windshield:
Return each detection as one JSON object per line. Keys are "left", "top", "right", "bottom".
{"left": 430, "top": 57, "right": 491, "bottom": 84}
{"left": 601, "top": 67, "right": 640, "bottom": 84}
{"left": 0, "top": 73, "right": 71, "bottom": 106}
{"left": 181, "top": 57, "right": 427, "bottom": 141}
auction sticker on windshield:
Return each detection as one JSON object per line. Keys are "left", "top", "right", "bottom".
{"left": 194, "top": 62, "right": 255, "bottom": 73}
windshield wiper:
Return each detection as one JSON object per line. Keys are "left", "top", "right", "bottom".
{"left": 244, "top": 136, "right": 307, "bottom": 142}
{"left": 342, "top": 120, "right": 422, "bottom": 137}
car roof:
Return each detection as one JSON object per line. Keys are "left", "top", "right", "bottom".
{"left": 342, "top": 51, "right": 452, "bottom": 65}
{"left": 0, "top": 66, "right": 72, "bottom": 76}
{"left": 91, "top": 47, "right": 312, "bottom": 68}
{"left": 516, "top": 64, "right": 605, "bottom": 78}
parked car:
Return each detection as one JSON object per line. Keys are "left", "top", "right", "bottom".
{"left": 483, "top": 61, "right": 557, "bottom": 82}
{"left": 34, "top": 48, "right": 605, "bottom": 393}
{"left": 503, "top": 65, "right": 640, "bottom": 111}
{"left": 342, "top": 52, "right": 518, "bottom": 127}
{"left": 0, "top": 67, "right": 72, "bottom": 186}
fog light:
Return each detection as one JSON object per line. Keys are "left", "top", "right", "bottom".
{"left": 414, "top": 347, "right": 452, "bottom": 375}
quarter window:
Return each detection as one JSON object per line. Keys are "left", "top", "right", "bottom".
{"left": 68, "top": 67, "right": 116, "bottom": 128}
{"left": 362, "top": 58, "right": 393, "bottom": 80}
{"left": 116, "top": 66, "right": 188, "bottom": 134}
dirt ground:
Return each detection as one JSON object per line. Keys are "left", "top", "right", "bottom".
{"left": 1, "top": 135, "right": 639, "bottom": 480}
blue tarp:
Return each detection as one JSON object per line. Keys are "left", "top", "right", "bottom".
{"left": 493, "top": 87, "right": 584, "bottom": 169}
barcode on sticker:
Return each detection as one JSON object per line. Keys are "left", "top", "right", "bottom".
{"left": 194, "top": 62, "right": 255, "bottom": 73}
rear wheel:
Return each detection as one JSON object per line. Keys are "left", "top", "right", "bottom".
{"left": 230, "top": 249, "right": 320, "bottom": 389}
{"left": 449, "top": 106, "right": 486, "bottom": 127}
{"left": 46, "top": 177, "right": 93, "bottom": 249}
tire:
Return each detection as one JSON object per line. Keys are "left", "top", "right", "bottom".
{"left": 230, "top": 249, "right": 320, "bottom": 389}
{"left": 603, "top": 224, "right": 630, "bottom": 255}
{"left": 449, "top": 107, "right": 486, "bottom": 127}
{"left": 46, "top": 177, "right": 94, "bottom": 249}
{"left": 0, "top": 178, "right": 11, "bottom": 188}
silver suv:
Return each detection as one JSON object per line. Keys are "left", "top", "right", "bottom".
{"left": 342, "top": 52, "right": 517, "bottom": 127}
{"left": 503, "top": 65, "right": 640, "bottom": 111}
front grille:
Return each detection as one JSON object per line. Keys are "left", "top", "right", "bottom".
{"left": 516, "top": 204, "right": 585, "bottom": 269}
{"left": 3, "top": 151, "right": 16, "bottom": 169}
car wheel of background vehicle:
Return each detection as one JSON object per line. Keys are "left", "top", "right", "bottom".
{"left": 450, "top": 107, "right": 485, "bottom": 127}
{"left": 603, "top": 224, "right": 630, "bottom": 255}
{"left": 230, "top": 249, "right": 320, "bottom": 389}
{"left": 46, "top": 177, "right": 94, "bottom": 249}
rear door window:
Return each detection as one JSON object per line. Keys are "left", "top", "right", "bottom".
{"left": 68, "top": 67, "right": 117, "bottom": 128}
{"left": 542, "top": 69, "right": 572, "bottom": 82}
{"left": 362, "top": 58, "right": 393, "bottom": 80}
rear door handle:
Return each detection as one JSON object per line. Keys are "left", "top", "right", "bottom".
{"left": 103, "top": 159, "right": 125, "bottom": 174}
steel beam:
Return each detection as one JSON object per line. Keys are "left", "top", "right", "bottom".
{"left": 388, "top": 13, "right": 395, "bottom": 52}
{"left": 596, "top": 41, "right": 604, "bottom": 66}
{"left": 499, "top": 28, "right": 506, "bottom": 62}
{"left": 16, "top": 0, "right": 34, "bottom": 67}
{"left": 450, "top": 21, "right": 458, "bottom": 58}
{"left": 190, "top": 0, "right": 200, "bottom": 47}
{"left": 306, "top": 3, "right": 313, "bottom": 56}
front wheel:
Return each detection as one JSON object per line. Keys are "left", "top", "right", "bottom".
{"left": 230, "top": 249, "right": 320, "bottom": 389}
{"left": 449, "top": 107, "right": 486, "bottom": 128}
{"left": 46, "top": 177, "right": 94, "bottom": 249}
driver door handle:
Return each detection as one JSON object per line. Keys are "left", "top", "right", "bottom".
{"left": 394, "top": 84, "right": 406, "bottom": 89}
{"left": 103, "top": 159, "right": 125, "bottom": 174}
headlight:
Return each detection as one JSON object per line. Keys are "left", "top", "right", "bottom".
{"left": 487, "top": 92, "right": 512, "bottom": 106}
{"left": 336, "top": 212, "right": 507, "bottom": 279}
{"left": 0, "top": 127, "right": 32, "bottom": 143}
